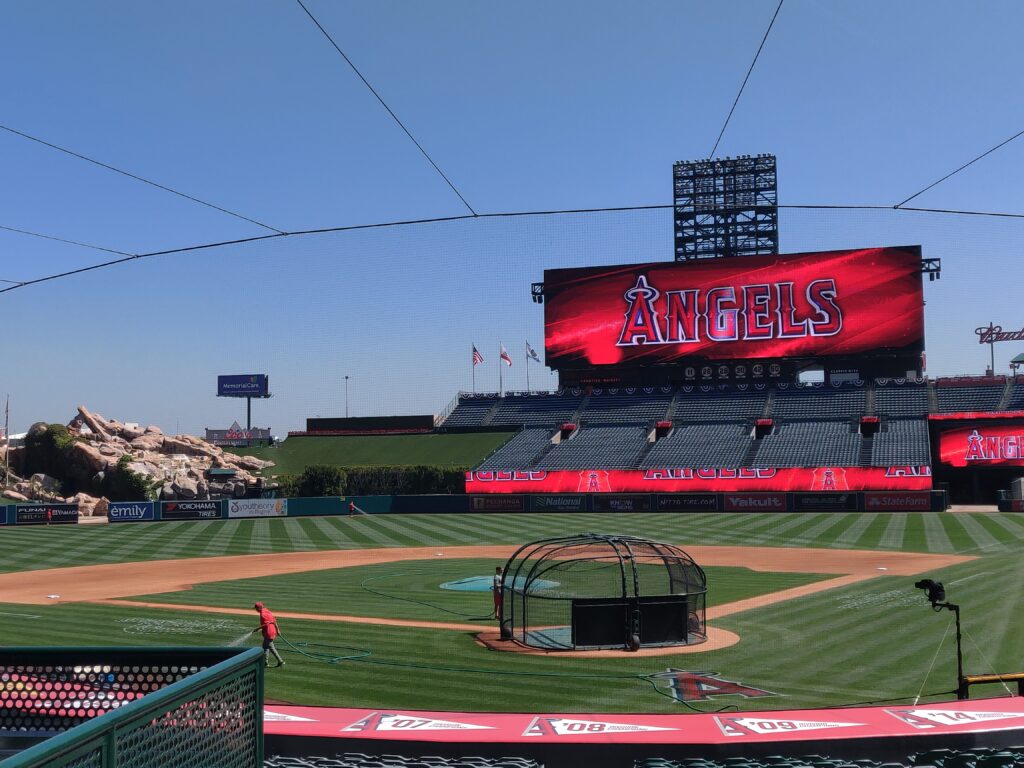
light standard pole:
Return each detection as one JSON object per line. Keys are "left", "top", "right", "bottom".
{"left": 345, "top": 376, "right": 350, "bottom": 418}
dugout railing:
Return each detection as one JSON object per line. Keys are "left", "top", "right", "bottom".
{"left": 0, "top": 646, "right": 263, "bottom": 768}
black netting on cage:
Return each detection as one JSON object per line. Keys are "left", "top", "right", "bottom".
{"left": 498, "top": 533, "right": 706, "bottom": 651}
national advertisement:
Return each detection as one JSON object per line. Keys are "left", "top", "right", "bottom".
{"left": 544, "top": 246, "right": 924, "bottom": 367}
{"left": 467, "top": 466, "right": 932, "bottom": 494}
{"left": 160, "top": 500, "right": 223, "bottom": 520}
{"left": 15, "top": 503, "right": 79, "bottom": 525}
{"left": 108, "top": 501, "right": 156, "bottom": 522}
{"left": 530, "top": 495, "right": 588, "bottom": 512}
{"left": 227, "top": 498, "right": 288, "bottom": 518}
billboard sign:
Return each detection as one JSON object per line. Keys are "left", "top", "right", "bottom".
{"left": 939, "top": 424, "right": 1024, "bottom": 467}
{"left": 467, "top": 466, "right": 932, "bottom": 493}
{"left": 227, "top": 498, "right": 288, "bottom": 518}
{"left": 108, "top": 501, "right": 156, "bottom": 522}
{"left": 530, "top": 495, "right": 588, "bottom": 512}
{"left": 544, "top": 246, "right": 924, "bottom": 367}
{"left": 160, "top": 500, "right": 223, "bottom": 520}
{"left": 655, "top": 493, "right": 719, "bottom": 512}
{"left": 15, "top": 503, "right": 79, "bottom": 525}
{"left": 206, "top": 422, "right": 272, "bottom": 447}
{"left": 863, "top": 491, "right": 933, "bottom": 511}
{"left": 217, "top": 374, "right": 269, "bottom": 398}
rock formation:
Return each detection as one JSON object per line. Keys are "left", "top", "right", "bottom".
{"left": 1, "top": 405, "right": 275, "bottom": 515}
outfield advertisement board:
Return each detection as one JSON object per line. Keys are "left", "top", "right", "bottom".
{"left": 14, "top": 503, "right": 79, "bottom": 525}
{"left": 863, "top": 491, "right": 933, "bottom": 511}
{"left": 227, "top": 498, "right": 287, "bottom": 518}
{"left": 160, "top": 500, "right": 223, "bottom": 520}
{"left": 108, "top": 501, "right": 156, "bottom": 522}
{"left": 790, "top": 492, "right": 861, "bottom": 512}
{"left": 466, "top": 466, "right": 932, "bottom": 493}
{"left": 217, "top": 374, "right": 269, "bottom": 398}
{"left": 544, "top": 246, "right": 924, "bottom": 367}
{"left": 591, "top": 494, "right": 651, "bottom": 512}
{"left": 938, "top": 423, "right": 1024, "bottom": 467}
{"left": 530, "top": 494, "right": 588, "bottom": 512}
{"left": 655, "top": 493, "right": 719, "bottom": 511}
{"left": 469, "top": 495, "right": 526, "bottom": 512}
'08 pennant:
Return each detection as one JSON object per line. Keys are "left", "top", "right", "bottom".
{"left": 524, "top": 717, "right": 676, "bottom": 737}
{"left": 342, "top": 712, "right": 493, "bottom": 732}
{"left": 716, "top": 716, "right": 862, "bottom": 737}
{"left": 887, "top": 709, "right": 1024, "bottom": 730}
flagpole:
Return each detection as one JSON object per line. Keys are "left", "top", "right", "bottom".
{"left": 498, "top": 343, "right": 503, "bottom": 396}
{"left": 472, "top": 344, "right": 476, "bottom": 394}
{"left": 525, "top": 343, "right": 530, "bottom": 393}
{"left": 4, "top": 394, "right": 9, "bottom": 487}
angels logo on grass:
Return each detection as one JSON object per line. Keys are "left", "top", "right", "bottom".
{"left": 716, "top": 716, "right": 862, "bottom": 737}
{"left": 263, "top": 710, "right": 316, "bottom": 722}
{"left": 887, "top": 708, "right": 1024, "bottom": 730}
{"left": 651, "top": 669, "right": 775, "bottom": 702}
{"left": 523, "top": 717, "right": 676, "bottom": 737}
{"left": 342, "top": 712, "right": 493, "bottom": 732}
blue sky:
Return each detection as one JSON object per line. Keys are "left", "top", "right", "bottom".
{"left": 2, "top": 1, "right": 1023, "bottom": 435}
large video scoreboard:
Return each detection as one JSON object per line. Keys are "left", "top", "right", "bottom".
{"left": 543, "top": 246, "right": 924, "bottom": 382}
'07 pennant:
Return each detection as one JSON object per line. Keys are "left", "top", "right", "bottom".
{"left": 342, "top": 713, "right": 493, "bottom": 732}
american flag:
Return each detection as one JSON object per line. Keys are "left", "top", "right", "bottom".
{"left": 472, "top": 345, "right": 484, "bottom": 366}
{"left": 499, "top": 343, "right": 513, "bottom": 366}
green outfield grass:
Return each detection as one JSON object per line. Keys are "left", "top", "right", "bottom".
{"left": 126, "top": 560, "right": 832, "bottom": 620}
{"left": 1, "top": 511, "right": 1022, "bottom": 712}
{"left": 234, "top": 432, "right": 512, "bottom": 473}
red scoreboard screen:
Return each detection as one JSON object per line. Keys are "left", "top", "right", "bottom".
{"left": 938, "top": 422, "right": 1024, "bottom": 467}
{"left": 544, "top": 246, "right": 924, "bottom": 367}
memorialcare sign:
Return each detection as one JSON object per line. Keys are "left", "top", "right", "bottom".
{"left": 467, "top": 467, "right": 932, "bottom": 493}
{"left": 160, "top": 500, "right": 223, "bottom": 520}
{"left": 543, "top": 246, "right": 924, "bottom": 366}
{"left": 14, "top": 503, "right": 79, "bottom": 525}
{"left": 939, "top": 423, "right": 1024, "bottom": 467}
{"left": 107, "top": 502, "right": 156, "bottom": 522}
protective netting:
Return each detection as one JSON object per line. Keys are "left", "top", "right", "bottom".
{"left": 500, "top": 534, "right": 706, "bottom": 650}
{"left": 0, "top": 648, "right": 261, "bottom": 768}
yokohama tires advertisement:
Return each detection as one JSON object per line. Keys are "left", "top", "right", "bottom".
{"left": 544, "top": 246, "right": 924, "bottom": 366}
{"left": 466, "top": 467, "right": 932, "bottom": 493}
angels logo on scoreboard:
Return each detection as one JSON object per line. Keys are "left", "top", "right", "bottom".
{"left": 343, "top": 712, "right": 493, "bottom": 732}
{"left": 716, "top": 716, "right": 862, "bottom": 737}
{"left": 887, "top": 708, "right": 1024, "bottom": 730}
{"left": 524, "top": 717, "right": 676, "bottom": 737}
{"left": 577, "top": 469, "right": 611, "bottom": 493}
{"left": 651, "top": 669, "right": 775, "bottom": 702}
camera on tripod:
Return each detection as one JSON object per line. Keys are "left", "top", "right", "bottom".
{"left": 915, "top": 578, "right": 945, "bottom": 605}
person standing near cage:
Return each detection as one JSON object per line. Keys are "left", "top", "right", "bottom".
{"left": 251, "top": 602, "right": 285, "bottom": 667}
{"left": 492, "top": 566, "right": 504, "bottom": 620}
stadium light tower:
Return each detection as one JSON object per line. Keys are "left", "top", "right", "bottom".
{"left": 673, "top": 154, "right": 778, "bottom": 260}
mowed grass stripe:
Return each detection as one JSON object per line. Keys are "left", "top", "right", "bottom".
{"left": 834, "top": 512, "right": 879, "bottom": 547}
{"left": 921, "top": 513, "right": 955, "bottom": 552}
{"left": 877, "top": 512, "right": 909, "bottom": 550}
{"left": 283, "top": 518, "right": 320, "bottom": 551}
{"left": 799, "top": 513, "right": 852, "bottom": 544}
{"left": 981, "top": 512, "right": 1024, "bottom": 540}
{"left": 947, "top": 513, "right": 1003, "bottom": 553}
{"left": 370, "top": 514, "right": 472, "bottom": 546}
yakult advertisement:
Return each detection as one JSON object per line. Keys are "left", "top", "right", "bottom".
{"left": 543, "top": 246, "right": 924, "bottom": 366}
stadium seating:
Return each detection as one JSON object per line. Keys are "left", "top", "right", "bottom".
{"left": 935, "top": 384, "right": 1003, "bottom": 412}
{"left": 874, "top": 382, "right": 930, "bottom": 417}
{"left": 536, "top": 426, "right": 650, "bottom": 470}
{"left": 476, "top": 428, "right": 553, "bottom": 469}
{"left": 442, "top": 397, "right": 497, "bottom": 427}
{"left": 673, "top": 390, "right": 768, "bottom": 421}
{"left": 752, "top": 421, "right": 862, "bottom": 467}
{"left": 578, "top": 392, "right": 673, "bottom": 424}
{"left": 489, "top": 394, "right": 582, "bottom": 427}
{"left": 263, "top": 754, "right": 542, "bottom": 768}
{"left": 633, "top": 746, "right": 1024, "bottom": 768}
{"left": 1005, "top": 380, "right": 1024, "bottom": 410}
{"left": 642, "top": 423, "right": 752, "bottom": 467}
{"left": 870, "top": 418, "right": 930, "bottom": 465}
{"left": 772, "top": 386, "right": 866, "bottom": 419}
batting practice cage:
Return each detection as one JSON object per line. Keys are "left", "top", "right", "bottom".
{"left": 498, "top": 533, "right": 707, "bottom": 651}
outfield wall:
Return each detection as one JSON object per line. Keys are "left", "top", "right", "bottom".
{"left": 0, "top": 490, "right": 952, "bottom": 526}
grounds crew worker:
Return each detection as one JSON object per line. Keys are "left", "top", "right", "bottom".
{"left": 252, "top": 602, "right": 285, "bottom": 667}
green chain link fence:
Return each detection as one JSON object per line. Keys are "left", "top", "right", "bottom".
{"left": 0, "top": 647, "right": 263, "bottom": 768}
